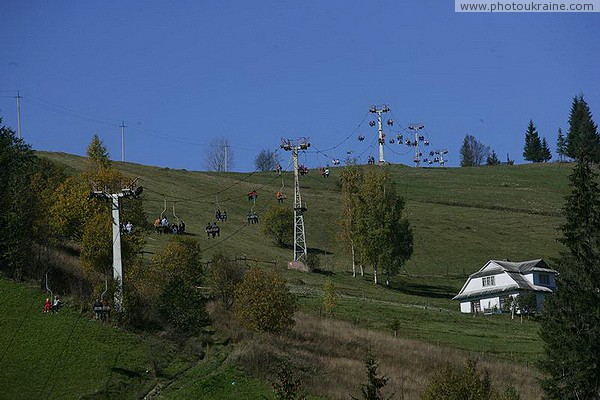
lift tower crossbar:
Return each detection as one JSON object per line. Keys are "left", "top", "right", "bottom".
{"left": 281, "top": 137, "right": 310, "bottom": 263}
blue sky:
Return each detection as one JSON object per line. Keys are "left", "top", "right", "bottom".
{"left": 1, "top": 1, "right": 599, "bottom": 171}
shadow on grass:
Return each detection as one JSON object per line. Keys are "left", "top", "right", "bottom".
{"left": 307, "top": 247, "right": 332, "bottom": 255}
{"left": 388, "top": 280, "right": 457, "bottom": 300}
{"left": 312, "top": 269, "right": 333, "bottom": 276}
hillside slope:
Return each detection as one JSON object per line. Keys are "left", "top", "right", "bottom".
{"left": 40, "top": 151, "right": 570, "bottom": 279}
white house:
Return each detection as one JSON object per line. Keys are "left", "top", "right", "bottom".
{"left": 453, "top": 259, "right": 557, "bottom": 314}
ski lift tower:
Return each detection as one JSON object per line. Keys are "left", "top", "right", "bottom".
{"left": 87, "top": 178, "right": 143, "bottom": 310}
{"left": 369, "top": 105, "right": 390, "bottom": 164}
{"left": 281, "top": 137, "right": 309, "bottom": 265}
{"left": 408, "top": 124, "right": 425, "bottom": 167}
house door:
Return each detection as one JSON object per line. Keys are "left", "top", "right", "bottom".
{"left": 471, "top": 300, "right": 481, "bottom": 314}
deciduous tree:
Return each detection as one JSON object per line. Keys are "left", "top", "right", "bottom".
{"left": 208, "top": 251, "right": 245, "bottom": 310}
{"left": 339, "top": 166, "right": 365, "bottom": 277}
{"left": 355, "top": 167, "right": 413, "bottom": 286}
{"left": 234, "top": 268, "right": 296, "bottom": 333}
{"left": 205, "top": 137, "right": 233, "bottom": 172}
{"left": 261, "top": 206, "right": 293, "bottom": 247}
{"left": 254, "top": 149, "right": 281, "bottom": 172}
{"left": 460, "top": 135, "right": 489, "bottom": 166}
{"left": 0, "top": 120, "right": 36, "bottom": 279}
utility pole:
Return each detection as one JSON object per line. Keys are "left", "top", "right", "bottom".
{"left": 87, "top": 180, "right": 143, "bottom": 310}
{"left": 15, "top": 91, "right": 22, "bottom": 139}
{"left": 369, "top": 104, "right": 390, "bottom": 164}
{"left": 281, "top": 137, "right": 309, "bottom": 265}
{"left": 223, "top": 142, "right": 228, "bottom": 172}
{"left": 408, "top": 124, "right": 425, "bottom": 167}
{"left": 120, "top": 121, "right": 126, "bottom": 162}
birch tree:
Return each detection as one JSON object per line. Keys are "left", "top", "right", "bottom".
{"left": 340, "top": 166, "right": 365, "bottom": 277}
{"left": 355, "top": 167, "right": 413, "bottom": 285}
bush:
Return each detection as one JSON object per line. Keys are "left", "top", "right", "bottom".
{"left": 234, "top": 268, "right": 296, "bottom": 333}
{"left": 151, "top": 237, "right": 209, "bottom": 334}
{"left": 423, "top": 359, "right": 520, "bottom": 400}
{"left": 208, "top": 252, "right": 245, "bottom": 309}
{"left": 159, "top": 276, "right": 209, "bottom": 334}
{"left": 261, "top": 206, "right": 293, "bottom": 247}
{"left": 322, "top": 278, "right": 337, "bottom": 315}
{"left": 271, "top": 358, "right": 306, "bottom": 400}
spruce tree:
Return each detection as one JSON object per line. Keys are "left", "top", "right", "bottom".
{"left": 539, "top": 157, "right": 600, "bottom": 398}
{"left": 565, "top": 95, "right": 600, "bottom": 162}
{"left": 86, "top": 134, "right": 111, "bottom": 170}
{"left": 523, "top": 120, "right": 542, "bottom": 162}
{"left": 541, "top": 137, "right": 552, "bottom": 162}
{"left": 486, "top": 150, "right": 501, "bottom": 165}
{"left": 556, "top": 128, "right": 567, "bottom": 162}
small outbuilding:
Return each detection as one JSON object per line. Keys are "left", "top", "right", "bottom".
{"left": 453, "top": 259, "right": 557, "bottom": 314}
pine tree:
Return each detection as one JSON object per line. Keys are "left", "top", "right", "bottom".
{"left": 486, "top": 150, "right": 501, "bottom": 165}
{"left": 539, "top": 157, "right": 600, "bottom": 398}
{"left": 523, "top": 120, "right": 542, "bottom": 162}
{"left": 352, "top": 350, "right": 389, "bottom": 400}
{"left": 565, "top": 94, "right": 600, "bottom": 162}
{"left": 556, "top": 128, "right": 567, "bottom": 162}
{"left": 541, "top": 137, "right": 552, "bottom": 162}
{"left": 86, "top": 134, "right": 111, "bottom": 170}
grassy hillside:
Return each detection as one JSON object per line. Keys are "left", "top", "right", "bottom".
{"left": 0, "top": 278, "right": 272, "bottom": 399}
{"left": 29, "top": 152, "right": 572, "bottom": 397}
{"left": 40, "top": 151, "right": 570, "bottom": 279}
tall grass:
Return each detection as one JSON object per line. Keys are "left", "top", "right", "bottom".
{"left": 215, "top": 310, "right": 541, "bottom": 399}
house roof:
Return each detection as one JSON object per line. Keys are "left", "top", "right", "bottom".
{"left": 469, "top": 259, "right": 556, "bottom": 279}
{"left": 452, "top": 259, "right": 557, "bottom": 301}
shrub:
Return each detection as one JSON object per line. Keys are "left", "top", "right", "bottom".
{"left": 234, "top": 268, "right": 296, "bottom": 333}
{"left": 322, "top": 278, "right": 337, "bottom": 315}
{"left": 208, "top": 252, "right": 245, "bottom": 309}
{"left": 271, "top": 358, "right": 306, "bottom": 400}
{"left": 159, "top": 275, "right": 209, "bottom": 334}
{"left": 423, "top": 359, "right": 520, "bottom": 400}
{"left": 261, "top": 206, "right": 293, "bottom": 247}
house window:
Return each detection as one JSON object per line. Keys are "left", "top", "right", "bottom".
{"left": 482, "top": 276, "right": 495, "bottom": 287}
{"left": 539, "top": 274, "right": 550, "bottom": 285}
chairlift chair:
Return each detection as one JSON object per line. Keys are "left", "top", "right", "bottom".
{"left": 276, "top": 178, "right": 287, "bottom": 203}
{"left": 247, "top": 197, "right": 259, "bottom": 224}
